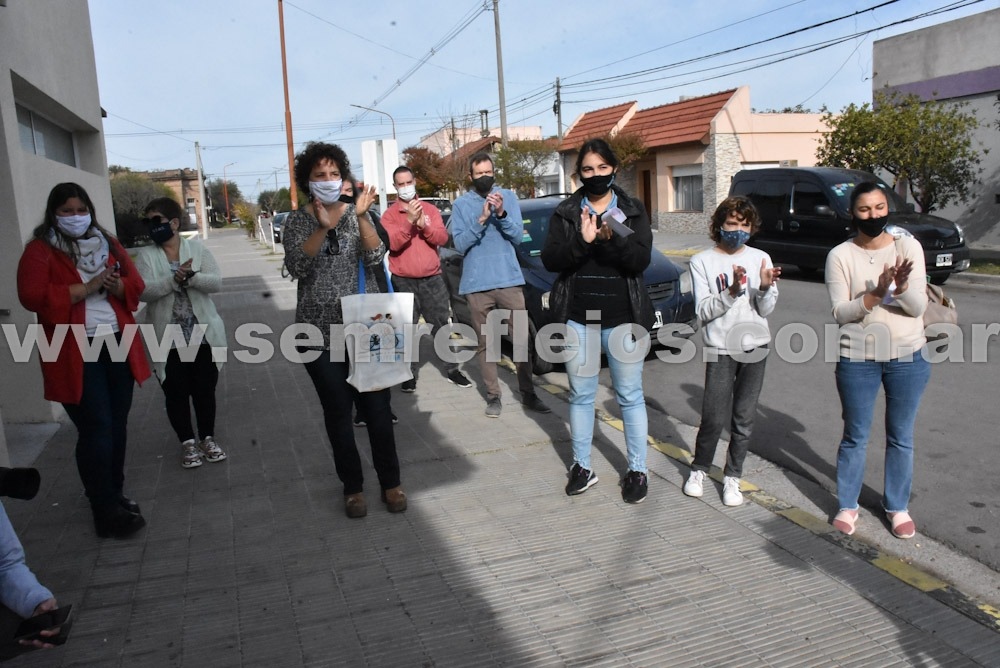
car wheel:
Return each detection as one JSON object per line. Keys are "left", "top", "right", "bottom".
{"left": 929, "top": 275, "right": 948, "bottom": 286}
{"left": 528, "top": 319, "right": 554, "bottom": 375}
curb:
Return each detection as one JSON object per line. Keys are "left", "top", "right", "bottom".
{"left": 535, "top": 381, "right": 1000, "bottom": 634}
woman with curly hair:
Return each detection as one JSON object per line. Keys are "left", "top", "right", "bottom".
{"left": 282, "top": 142, "right": 406, "bottom": 519}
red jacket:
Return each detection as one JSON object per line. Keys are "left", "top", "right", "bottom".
{"left": 17, "top": 237, "right": 151, "bottom": 404}
{"left": 381, "top": 199, "right": 448, "bottom": 279}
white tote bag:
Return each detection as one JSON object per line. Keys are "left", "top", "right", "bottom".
{"left": 341, "top": 259, "right": 414, "bottom": 392}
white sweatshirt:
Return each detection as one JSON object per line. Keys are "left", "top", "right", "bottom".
{"left": 690, "top": 244, "right": 779, "bottom": 355}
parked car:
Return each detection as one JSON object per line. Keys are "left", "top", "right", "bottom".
{"left": 729, "top": 167, "right": 970, "bottom": 284}
{"left": 439, "top": 195, "right": 696, "bottom": 374}
{"left": 421, "top": 197, "right": 453, "bottom": 224}
{"left": 271, "top": 211, "right": 289, "bottom": 243}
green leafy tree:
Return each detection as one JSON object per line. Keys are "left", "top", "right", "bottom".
{"left": 109, "top": 172, "right": 175, "bottom": 246}
{"left": 401, "top": 146, "right": 446, "bottom": 196}
{"left": 258, "top": 187, "right": 292, "bottom": 214}
{"left": 233, "top": 201, "right": 259, "bottom": 238}
{"left": 816, "top": 90, "right": 983, "bottom": 212}
{"left": 207, "top": 178, "right": 243, "bottom": 221}
{"left": 493, "top": 139, "right": 557, "bottom": 198}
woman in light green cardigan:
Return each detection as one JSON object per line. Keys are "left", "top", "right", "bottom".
{"left": 134, "top": 197, "right": 228, "bottom": 470}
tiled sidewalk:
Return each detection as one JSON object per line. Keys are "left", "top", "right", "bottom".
{"left": 5, "top": 228, "right": 998, "bottom": 667}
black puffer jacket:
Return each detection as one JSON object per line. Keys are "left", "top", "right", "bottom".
{"left": 541, "top": 185, "right": 655, "bottom": 331}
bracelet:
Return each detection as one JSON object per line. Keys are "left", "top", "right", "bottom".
{"left": 361, "top": 232, "right": 378, "bottom": 241}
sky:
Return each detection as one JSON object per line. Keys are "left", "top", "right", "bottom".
{"left": 87, "top": 0, "right": 994, "bottom": 202}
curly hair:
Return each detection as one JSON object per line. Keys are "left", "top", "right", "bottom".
{"left": 293, "top": 142, "right": 351, "bottom": 196}
{"left": 709, "top": 196, "right": 761, "bottom": 243}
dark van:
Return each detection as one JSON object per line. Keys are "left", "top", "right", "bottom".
{"left": 729, "top": 167, "right": 970, "bottom": 283}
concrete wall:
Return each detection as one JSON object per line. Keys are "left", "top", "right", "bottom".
{"left": 0, "top": 0, "right": 109, "bottom": 439}
{"left": 873, "top": 8, "right": 1000, "bottom": 244}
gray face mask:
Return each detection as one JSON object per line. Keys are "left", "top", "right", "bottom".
{"left": 56, "top": 213, "right": 92, "bottom": 238}
{"left": 309, "top": 180, "right": 343, "bottom": 204}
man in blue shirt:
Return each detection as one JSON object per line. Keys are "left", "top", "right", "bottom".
{"left": 1, "top": 498, "right": 60, "bottom": 653}
{"left": 450, "top": 152, "right": 550, "bottom": 418}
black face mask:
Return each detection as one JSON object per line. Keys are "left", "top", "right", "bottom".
{"left": 472, "top": 175, "right": 495, "bottom": 195}
{"left": 338, "top": 194, "right": 356, "bottom": 205}
{"left": 149, "top": 221, "right": 175, "bottom": 245}
{"left": 853, "top": 213, "right": 889, "bottom": 238}
{"left": 581, "top": 173, "right": 615, "bottom": 197}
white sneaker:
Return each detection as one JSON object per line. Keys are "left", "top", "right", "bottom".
{"left": 722, "top": 476, "right": 744, "bottom": 506}
{"left": 683, "top": 470, "right": 705, "bottom": 497}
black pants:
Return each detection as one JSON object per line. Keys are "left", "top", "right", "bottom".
{"left": 161, "top": 344, "right": 219, "bottom": 443}
{"left": 61, "top": 342, "right": 135, "bottom": 510}
{"left": 304, "top": 353, "right": 400, "bottom": 495}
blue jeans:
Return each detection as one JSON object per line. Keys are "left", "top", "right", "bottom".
{"left": 563, "top": 321, "right": 648, "bottom": 474}
{"left": 835, "top": 355, "right": 931, "bottom": 513}
{"left": 304, "top": 351, "right": 400, "bottom": 495}
{"left": 61, "top": 344, "right": 135, "bottom": 511}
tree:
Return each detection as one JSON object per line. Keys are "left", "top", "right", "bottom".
{"left": 207, "top": 178, "right": 243, "bottom": 222}
{"left": 401, "top": 146, "right": 446, "bottom": 196}
{"left": 109, "top": 172, "right": 175, "bottom": 246}
{"left": 493, "top": 139, "right": 556, "bottom": 198}
{"left": 258, "top": 187, "right": 292, "bottom": 214}
{"left": 816, "top": 90, "right": 983, "bottom": 212}
{"left": 604, "top": 130, "right": 647, "bottom": 168}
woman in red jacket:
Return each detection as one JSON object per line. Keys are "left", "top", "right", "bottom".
{"left": 17, "top": 183, "right": 151, "bottom": 538}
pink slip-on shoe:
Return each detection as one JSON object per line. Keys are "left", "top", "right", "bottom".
{"left": 832, "top": 509, "right": 859, "bottom": 536}
{"left": 887, "top": 511, "right": 916, "bottom": 539}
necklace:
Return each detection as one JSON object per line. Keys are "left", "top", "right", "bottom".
{"left": 855, "top": 240, "right": 877, "bottom": 264}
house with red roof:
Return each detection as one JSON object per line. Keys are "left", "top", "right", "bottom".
{"left": 560, "top": 86, "right": 827, "bottom": 232}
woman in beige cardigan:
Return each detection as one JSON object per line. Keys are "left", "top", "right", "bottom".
{"left": 825, "top": 181, "right": 929, "bottom": 540}
{"left": 135, "top": 197, "right": 228, "bottom": 470}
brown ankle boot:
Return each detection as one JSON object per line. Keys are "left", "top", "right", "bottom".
{"left": 380, "top": 486, "right": 407, "bottom": 513}
{"left": 345, "top": 492, "right": 367, "bottom": 518}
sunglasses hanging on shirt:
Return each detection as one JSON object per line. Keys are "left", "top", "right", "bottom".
{"left": 326, "top": 228, "right": 341, "bottom": 256}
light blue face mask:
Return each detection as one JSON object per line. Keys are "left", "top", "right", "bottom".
{"left": 720, "top": 228, "right": 751, "bottom": 250}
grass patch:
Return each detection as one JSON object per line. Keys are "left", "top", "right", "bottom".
{"left": 969, "top": 260, "right": 1000, "bottom": 276}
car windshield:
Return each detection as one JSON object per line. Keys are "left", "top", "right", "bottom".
{"left": 520, "top": 207, "right": 553, "bottom": 257}
{"left": 826, "top": 181, "right": 908, "bottom": 213}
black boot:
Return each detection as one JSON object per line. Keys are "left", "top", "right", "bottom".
{"left": 93, "top": 505, "right": 146, "bottom": 538}
{"left": 118, "top": 494, "right": 140, "bottom": 515}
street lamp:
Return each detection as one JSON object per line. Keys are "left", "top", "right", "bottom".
{"left": 222, "top": 162, "right": 236, "bottom": 223}
{"left": 351, "top": 104, "right": 396, "bottom": 139}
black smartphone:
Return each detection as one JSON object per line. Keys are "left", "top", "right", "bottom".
{"left": 14, "top": 605, "right": 72, "bottom": 643}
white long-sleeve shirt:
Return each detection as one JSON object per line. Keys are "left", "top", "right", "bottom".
{"left": 690, "top": 245, "right": 779, "bottom": 355}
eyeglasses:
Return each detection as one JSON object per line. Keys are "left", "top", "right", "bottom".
{"left": 326, "top": 228, "right": 341, "bottom": 255}
{"left": 141, "top": 216, "right": 169, "bottom": 225}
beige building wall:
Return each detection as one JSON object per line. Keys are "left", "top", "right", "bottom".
{"left": 421, "top": 125, "right": 543, "bottom": 156}
{"left": 0, "top": 0, "right": 110, "bottom": 453}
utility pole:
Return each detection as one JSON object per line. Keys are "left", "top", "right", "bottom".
{"left": 554, "top": 78, "right": 565, "bottom": 192}
{"left": 492, "top": 0, "right": 508, "bottom": 147}
{"left": 278, "top": 0, "right": 297, "bottom": 210}
{"left": 195, "top": 141, "right": 209, "bottom": 239}
{"left": 450, "top": 117, "right": 458, "bottom": 152}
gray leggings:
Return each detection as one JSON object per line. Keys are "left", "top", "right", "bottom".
{"left": 692, "top": 349, "right": 768, "bottom": 478}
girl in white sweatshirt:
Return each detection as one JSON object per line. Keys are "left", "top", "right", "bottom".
{"left": 683, "top": 197, "right": 781, "bottom": 506}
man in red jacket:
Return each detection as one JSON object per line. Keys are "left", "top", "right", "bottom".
{"left": 381, "top": 166, "right": 471, "bottom": 392}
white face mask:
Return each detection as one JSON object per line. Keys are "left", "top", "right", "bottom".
{"left": 55, "top": 213, "right": 93, "bottom": 238}
{"left": 309, "top": 180, "right": 343, "bottom": 205}
{"left": 396, "top": 184, "right": 417, "bottom": 202}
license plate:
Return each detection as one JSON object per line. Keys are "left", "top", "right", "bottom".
{"left": 936, "top": 253, "right": 953, "bottom": 267}
{"left": 653, "top": 310, "right": 664, "bottom": 329}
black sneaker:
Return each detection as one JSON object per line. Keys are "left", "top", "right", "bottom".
{"left": 401, "top": 378, "right": 417, "bottom": 393}
{"left": 521, "top": 392, "right": 551, "bottom": 414}
{"left": 621, "top": 470, "right": 648, "bottom": 504}
{"left": 446, "top": 369, "right": 472, "bottom": 388}
{"left": 355, "top": 413, "right": 397, "bottom": 426}
{"left": 565, "top": 463, "right": 598, "bottom": 496}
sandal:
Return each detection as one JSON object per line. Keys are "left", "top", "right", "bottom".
{"left": 887, "top": 511, "right": 916, "bottom": 539}
{"left": 832, "top": 509, "right": 859, "bottom": 536}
